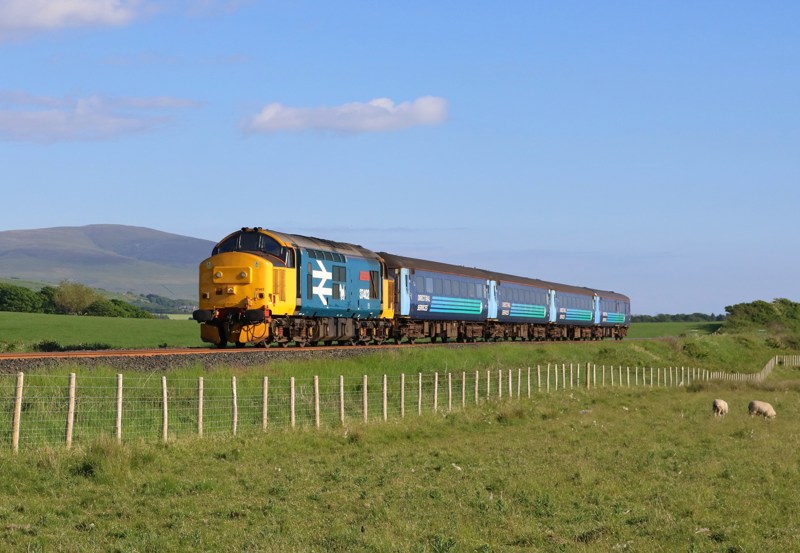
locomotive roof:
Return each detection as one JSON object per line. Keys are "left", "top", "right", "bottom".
{"left": 378, "top": 251, "right": 629, "bottom": 301}
{"left": 258, "top": 228, "right": 382, "bottom": 260}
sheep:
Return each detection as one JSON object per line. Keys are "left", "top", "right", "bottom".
{"left": 712, "top": 399, "right": 729, "bottom": 417}
{"left": 748, "top": 400, "right": 776, "bottom": 419}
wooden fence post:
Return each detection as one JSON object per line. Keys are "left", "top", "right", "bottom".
{"left": 262, "top": 376, "right": 268, "bottom": 431}
{"left": 546, "top": 364, "right": 550, "bottom": 393}
{"left": 508, "top": 369, "right": 513, "bottom": 398}
{"left": 527, "top": 367, "right": 531, "bottom": 398}
{"left": 232, "top": 376, "right": 238, "bottom": 436}
{"left": 486, "top": 370, "right": 491, "bottom": 399}
{"left": 418, "top": 373, "right": 423, "bottom": 415}
{"left": 116, "top": 373, "right": 123, "bottom": 443}
{"left": 462, "top": 371, "right": 466, "bottom": 408}
{"left": 362, "top": 375, "right": 368, "bottom": 422}
{"left": 290, "top": 377, "right": 296, "bottom": 429}
{"left": 448, "top": 372, "right": 453, "bottom": 412}
{"left": 401, "top": 373, "right": 406, "bottom": 418}
{"left": 498, "top": 369, "right": 503, "bottom": 399}
{"left": 339, "top": 375, "right": 345, "bottom": 424}
{"left": 161, "top": 376, "right": 168, "bottom": 444}
{"left": 315, "top": 375, "right": 321, "bottom": 428}
{"left": 537, "top": 365, "right": 541, "bottom": 393}
{"left": 66, "top": 373, "right": 76, "bottom": 449}
{"left": 475, "top": 370, "right": 479, "bottom": 404}
{"left": 570, "top": 363, "right": 573, "bottom": 388}
{"left": 434, "top": 372, "right": 439, "bottom": 412}
{"left": 383, "top": 374, "right": 388, "bottom": 421}
{"left": 198, "top": 377, "right": 204, "bottom": 436}
{"left": 11, "top": 372, "right": 24, "bottom": 453}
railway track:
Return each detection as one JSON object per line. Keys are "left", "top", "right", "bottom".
{"left": 0, "top": 339, "right": 631, "bottom": 373}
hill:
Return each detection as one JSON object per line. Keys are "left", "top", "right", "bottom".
{"left": 0, "top": 224, "right": 215, "bottom": 300}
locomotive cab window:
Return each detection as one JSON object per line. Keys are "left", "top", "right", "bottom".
{"left": 213, "top": 231, "right": 294, "bottom": 267}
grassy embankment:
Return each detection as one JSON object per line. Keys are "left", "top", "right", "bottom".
{"left": 0, "top": 311, "right": 799, "bottom": 551}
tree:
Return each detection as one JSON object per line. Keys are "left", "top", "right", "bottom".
{"left": 0, "top": 283, "right": 43, "bottom": 313}
{"left": 38, "top": 286, "right": 58, "bottom": 314}
{"left": 53, "top": 281, "right": 102, "bottom": 315}
{"left": 85, "top": 299, "right": 154, "bottom": 319}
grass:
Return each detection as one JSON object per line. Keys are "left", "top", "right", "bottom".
{"left": 1, "top": 379, "right": 800, "bottom": 552}
{"left": 627, "top": 321, "right": 722, "bottom": 339}
{"left": 0, "top": 311, "right": 201, "bottom": 351}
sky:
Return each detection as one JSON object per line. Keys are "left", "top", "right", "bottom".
{"left": 1, "top": 1, "right": 798, "bottom": 315}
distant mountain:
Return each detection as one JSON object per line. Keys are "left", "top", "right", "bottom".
{"left": 0, "top": 224, "right": 216, "bottom": 300}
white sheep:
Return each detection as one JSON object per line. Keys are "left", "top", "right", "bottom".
{"left": 712, "top": 399, "right": 729, "bottom": 417}
{"left": 748, "top": 400, "right": 776, "bottom": 419}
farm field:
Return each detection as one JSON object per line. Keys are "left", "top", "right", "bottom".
{"left": 2, "top": 372, "right": 800, "bottom": 552}
{"left": 0, "top": 311, "right": 201, "bottom": 351}
{"left": 0, "top": 324, "right": 798, "bottom": 551}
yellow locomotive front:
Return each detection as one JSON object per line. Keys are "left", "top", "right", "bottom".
{"left": 192, "top": 228, "right": 297, "bottom": 347}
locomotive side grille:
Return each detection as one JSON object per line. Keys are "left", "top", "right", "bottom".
{"left": 273, "top": 268, "right": 285, "bottom": 302}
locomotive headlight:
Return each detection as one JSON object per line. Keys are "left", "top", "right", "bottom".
{"left": 239, "top": 271, "right": 247, "bottom": 279}
{"left": 215, "top": 271, "right": 223, "bottom": 278}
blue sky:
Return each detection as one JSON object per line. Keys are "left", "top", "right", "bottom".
{"left": 1, "top": 1, "right": 798, "bottom": 315}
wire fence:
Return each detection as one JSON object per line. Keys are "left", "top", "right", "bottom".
{"left": 2, "top": 356, "right": 798, "bottom": 451}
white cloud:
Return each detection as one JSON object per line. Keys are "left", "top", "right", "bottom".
{"left": 0, "top": 0, "right": 143, "bottom": 37}
{"left": 0, "top": 91, "right": 200, "bottom": 142}
{"left": 244, "top": 96, "right": 449, "bottom": 134}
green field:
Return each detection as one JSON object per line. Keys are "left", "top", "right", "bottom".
{"left": 0, "top": 317, "right": 799, "bottom": 551}
{"left": 626, "top": 321, "right": 723, "bottom": 339}
{"left": 0, "top": 311, "right": 202, "bottom": 351}
{"left": 2, "top": 369, "right": 800, "bottom": 551}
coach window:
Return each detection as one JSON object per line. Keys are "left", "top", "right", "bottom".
{"left": 434, "top": 279, "right": 443, "bottom": 295}
{"left": 460, "top": 282, "right": 469, "bottom": 297}
{"left": 425, "top": 277, "right": 433, "bottom": 294}
{"left": 443, "top": 280, "right": 452, "bottom": 296}
{"left": 307, "top": 263, "right": 313, "bottom": 300}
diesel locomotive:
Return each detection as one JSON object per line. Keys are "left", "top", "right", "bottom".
{"left": 192, "top": 227, "right": 630, "bottom": 347}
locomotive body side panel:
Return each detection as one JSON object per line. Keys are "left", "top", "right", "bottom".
{"left": 296, "top": 249, "right": 382, "bottom": 318}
